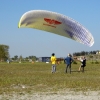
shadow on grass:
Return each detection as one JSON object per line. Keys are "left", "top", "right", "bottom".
{"left": 71, "top": 70, "right": 86, "bottom": 73}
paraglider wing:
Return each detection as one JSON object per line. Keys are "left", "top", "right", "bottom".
{"left": 18, "top": 10, "right": 94, "bottom": 47}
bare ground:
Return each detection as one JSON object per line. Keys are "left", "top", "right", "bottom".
{"left": 0, "top": 90, "right": 100, "bottom": 100}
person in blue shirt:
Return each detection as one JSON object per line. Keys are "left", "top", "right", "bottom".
{"left": 64, "top": 53, "right": 73, "bottom": 74}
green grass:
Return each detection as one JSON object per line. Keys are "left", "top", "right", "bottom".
{"left": 0, "top": 61, "right": 100, "bottom": 94}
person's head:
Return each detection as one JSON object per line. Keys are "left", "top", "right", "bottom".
{"left": 52, "top": 53, "right": 55, "bottom": 56}
{"left": 68, "top": 53, "right": 70, "bottom": 57}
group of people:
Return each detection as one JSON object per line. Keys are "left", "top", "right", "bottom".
{"left": 50, "top": 53, "right": 86, "bottom": 74}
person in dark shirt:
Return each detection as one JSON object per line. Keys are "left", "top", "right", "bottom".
{"left": 78, "top": 56, "right": 86, "bottom": 72}
{"left": 64, "top": 54, "right": 73, "bottom": 74}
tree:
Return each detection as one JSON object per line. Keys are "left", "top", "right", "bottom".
{"left": 0, "top": 44, "right": 9, "bottom": 61}
{"left": 14, "top": 55, "right": 18, "bottom": 60}
{"left": 28, "top": 56, "right": 37, "bottom": 61}
{"left": 89, "top": 55, "right": 94, "bottom": 63}
{"left": 80, "top": 51, "right": 86, "bottom": 56}
{"left": 19, "top": 55, "right": 23, "bottom": 63}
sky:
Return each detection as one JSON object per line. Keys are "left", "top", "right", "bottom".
{"left": 0, "top": 0, "right": 100, "bottom": 58}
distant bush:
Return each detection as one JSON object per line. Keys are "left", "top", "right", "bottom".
{"left": 91, "top": 61, "right": 99, "bottom": 64}
{"left": 91, "top": 62, "right": 94, "bottom": 64}
{"left": 95, "top": 61, "right": 99, "bottom": 64}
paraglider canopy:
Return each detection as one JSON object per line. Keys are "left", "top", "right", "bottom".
{"left": 18, "top": 10, "right": 94, "bottom": 47}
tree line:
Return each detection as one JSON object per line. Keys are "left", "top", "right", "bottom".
{"left": 11, "top": 55, "right": 37, "bottom": 62}
{"left": 73, "top": 50, "right": 99, "bottom": 56}
{"left": 0, "top": 45, "right": 37, "bottom": 62}
{"left": 0, "top": 44, "right": 99, "bottom": 62}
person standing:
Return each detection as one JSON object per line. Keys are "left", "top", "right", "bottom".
{"left": 64, "top": 53, "right": 73, "bottom": 74}
{"left": 51, "top": 53, "right": 56, "bottom": 73}
{"left": 78, "top": 56, "right": 86, "bottom": 72}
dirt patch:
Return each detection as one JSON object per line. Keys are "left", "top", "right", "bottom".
{"left": 0, "top": 90, "right": 100, "bottom": 100}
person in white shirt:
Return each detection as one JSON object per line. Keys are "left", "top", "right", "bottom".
{"left": 78, "top": 56, "right": 86, "bottom": 72}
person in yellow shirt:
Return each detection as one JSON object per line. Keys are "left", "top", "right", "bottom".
{"left": 51, "top": 53, "right": 56, "bottom": 73}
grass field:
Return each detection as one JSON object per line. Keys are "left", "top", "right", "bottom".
{"left": 0, "top": 61, "right": 100, "bottom": 94}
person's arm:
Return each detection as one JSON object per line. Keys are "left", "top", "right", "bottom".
{"left": 50, "top": 57, "right": 52, "bottom": 63}
{"left": 64, "top": 58, "right": 65, "bottom": 62}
